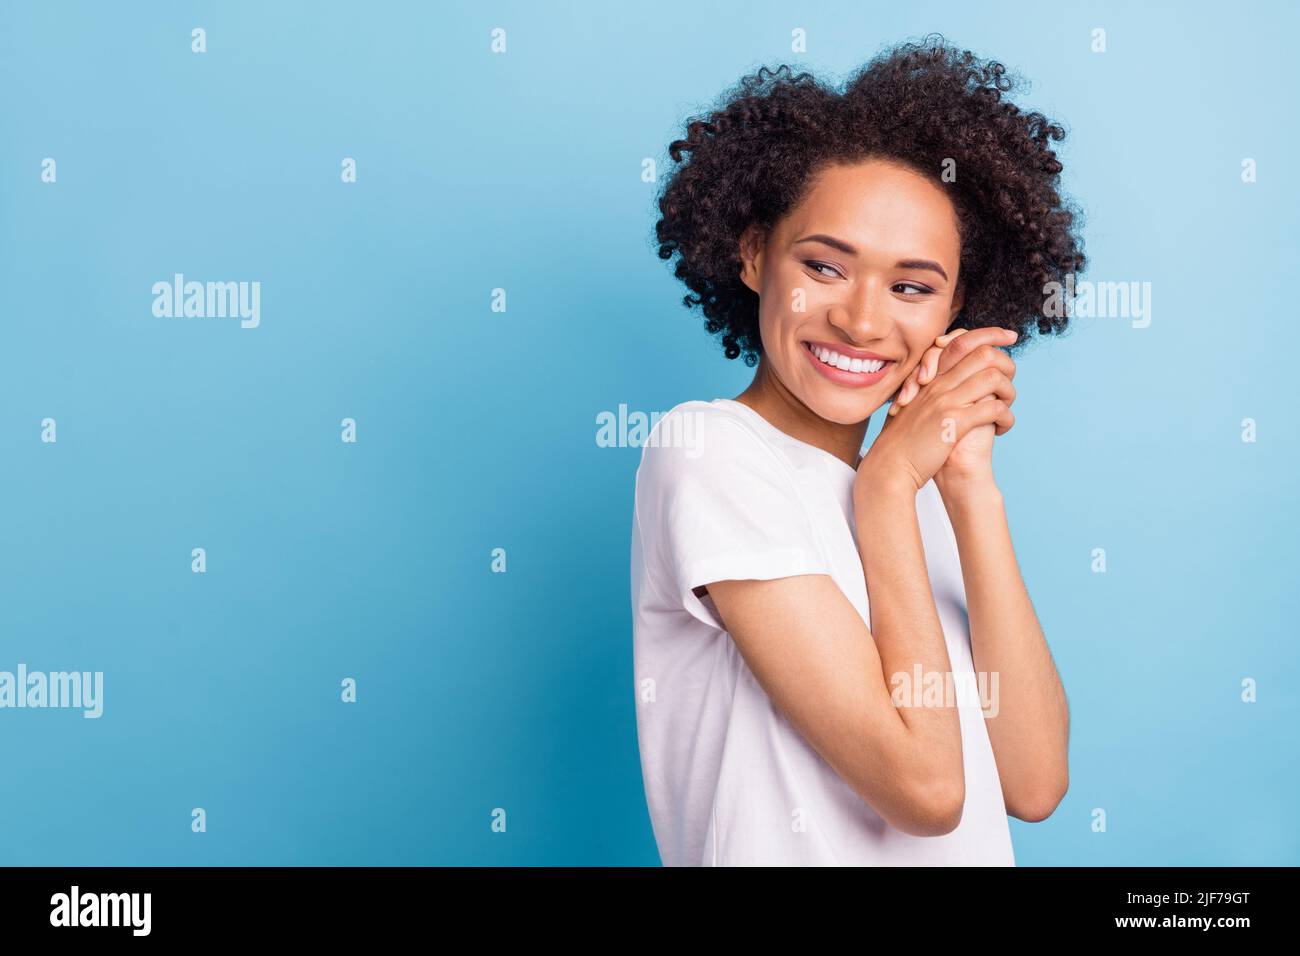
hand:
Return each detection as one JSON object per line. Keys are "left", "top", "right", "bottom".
{"left": 857, "top": 329, "right": 1017, "bottom": 496}
{"left": 886, "top": 327, "right": 1018, "bottom": 488}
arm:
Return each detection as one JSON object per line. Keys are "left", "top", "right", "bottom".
{"left": 936, "top": 475, "right": 1070, "bottom": 821}
{"left": 894, "top": 326, "right": 1070, "bottom": 821}
{"left": 706, "top": 471, "right": 966, "bottom": 837}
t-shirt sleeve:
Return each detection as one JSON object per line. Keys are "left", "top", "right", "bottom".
{"left": 634, "top": 407, "right": 833, "bottom": 630}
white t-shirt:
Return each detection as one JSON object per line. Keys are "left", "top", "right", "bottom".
{"left": 630, "top": 397, "right": 1015, "bottom": 866}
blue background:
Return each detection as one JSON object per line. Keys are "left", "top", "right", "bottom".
{"left": 1, "top": 0, "right": 1295, "bottom": 865}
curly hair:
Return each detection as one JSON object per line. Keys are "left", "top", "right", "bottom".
{"left": 652, "top": 34, "right": 1087, "bottom": 366}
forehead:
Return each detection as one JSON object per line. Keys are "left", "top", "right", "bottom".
{"left": 780, "top": 159, "right": 961, "bottom": 261}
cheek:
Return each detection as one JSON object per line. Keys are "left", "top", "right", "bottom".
{"left": 764, "top": 270, "right": 803, "bottom": 318}
{"left": 894, "top": 316, "right": 942, "bottom": 357}
{"left": 890, "top": 318, "right": 948, "bottom": 377}
{"left": 758, "top": 280, "right": 811, "bottom": 339}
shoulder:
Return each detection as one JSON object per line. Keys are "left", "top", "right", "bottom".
{"left": 633, "top": 401, "right": 811, "bottom": 544}
{"left": 637, "top": 400, "right": 784, "bottom": 487}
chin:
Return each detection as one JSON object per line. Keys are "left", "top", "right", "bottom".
{"left": 805, "top": 391, "right": 879, "bottom": 426}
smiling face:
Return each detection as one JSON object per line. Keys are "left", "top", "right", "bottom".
{"left": 739, "top": 158, "right": 965, "bottom": 427}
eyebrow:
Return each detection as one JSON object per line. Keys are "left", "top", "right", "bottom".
{"left": 793, "top": 233, "right": 950, "bottom": 282}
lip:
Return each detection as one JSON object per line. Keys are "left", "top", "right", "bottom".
{"left": 802, "top": 340, "right": 896, "bottom": 388}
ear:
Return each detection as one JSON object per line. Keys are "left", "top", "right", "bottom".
{"left": 947, "top": 280, "right": 965, "bottom": 323}
{"left": 738, "top": 224, "right": 766, "bottom": 295}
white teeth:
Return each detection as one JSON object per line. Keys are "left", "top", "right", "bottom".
{"left": 809, "top": 343, "right": 886, "bottom": 375}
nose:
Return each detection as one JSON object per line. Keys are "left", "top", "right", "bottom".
{"left": 826, "top": 277, "right": 893, "bottom": 344}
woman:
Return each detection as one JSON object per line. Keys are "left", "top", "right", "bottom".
{"left": 630, "top": 36, "right": 1082, "bottom": 866}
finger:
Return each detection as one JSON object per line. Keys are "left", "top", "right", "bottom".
{"left": 935, "top": 327, "right": 1016, "bottom": 378}
{"left": 920, "top": 330, "right": 967, "bottom": 384}
{"left": 887, "top": 385, "right": 909, "bottom": 415}
{"left": 969, "top": 394, "right": 1017, "bottom": 436}
{"left": 935, "top": 343, "right": 1017, "bottom": 395}
{"left": 933, "top": 327, "right": 1018, "bottom": 379}
{"left": 957, "top": 398, "right": 1014, "bottom": 436}
{"left": 951, "top": 366, "right": 1017, "bottom": 408}
{"left": 951, "top": 398, "right": 1008, "bottom": 442}
{"left": 900, "top": 371, "right": 919, "bottom": 405}
{"left": 917, "top": 338, "right": 953, "bottom": 385}
{"left": 888, "top": 368, "right": 921, "bottom": 415}
{"left": 994, "top": 406, "right": 1015, "bottom": 436}
{"left": 893, "top": 362, "right": 923, "bottom": 408}
{"left": 886, "top": 382, "right": 903, "bottom": 416}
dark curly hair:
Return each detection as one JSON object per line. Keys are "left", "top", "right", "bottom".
{"left": 652, "top": 34, "right": 1087, "bottom": 366}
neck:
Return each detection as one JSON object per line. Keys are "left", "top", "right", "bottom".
{"left": 732, "top": 357, "right": 871, "bottom": 470}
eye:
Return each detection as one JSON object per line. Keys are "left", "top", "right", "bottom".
{"left": 893, "top": 282, "right": 934, "bottom": 296}
{"left": 804, "top": 260, "right": 844, "bottom": 279}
